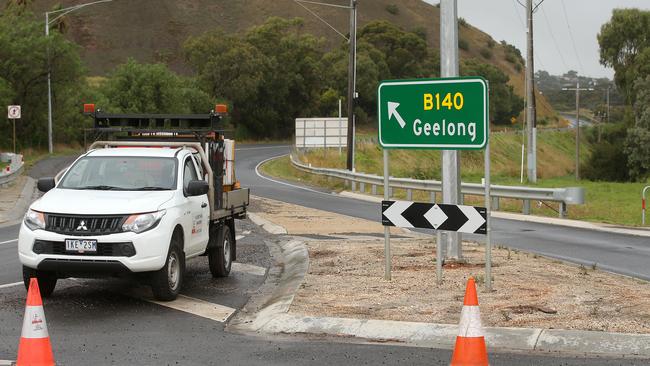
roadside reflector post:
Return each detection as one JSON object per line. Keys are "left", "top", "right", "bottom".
{"left": 383, "top": 148, "right": 391, "bottom": 280}
{"left": 642, "top": 186, "right": 650, "bottom": 225}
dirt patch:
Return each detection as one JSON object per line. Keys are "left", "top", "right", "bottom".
{"left": 252, "top": 196, "right": 650, "bottom": 334}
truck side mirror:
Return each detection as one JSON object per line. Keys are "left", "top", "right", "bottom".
{"left": 37, "top": 178, "right": 56, "bottom": 193}
{"left": 187, "top": 180, "right": 209, "bottom": 197}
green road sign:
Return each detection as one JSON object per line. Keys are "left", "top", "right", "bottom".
{"left": 377, "top": 77, "right": 488, "bottom": 150}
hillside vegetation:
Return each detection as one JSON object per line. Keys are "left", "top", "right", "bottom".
{"left": 297, "top": 129, "right": 590, "bottom": 182}
{"left": 17, "top": 0, "right": 558, "bottom": 122}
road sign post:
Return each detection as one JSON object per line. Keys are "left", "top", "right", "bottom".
{"left": 377, "top": 77, "right": 491, "bottom": 288}
{"left": 8, "top": 105, "right": 21, "bottom": 154}
{"left": 383, "top": 149, "right": 391, "bottom": 280}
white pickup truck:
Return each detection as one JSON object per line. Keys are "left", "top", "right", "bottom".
{"left": 18, "top": 107, "right": 249, "bottom": 301}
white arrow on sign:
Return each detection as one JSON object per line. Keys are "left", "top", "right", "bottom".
{"left": 383, "top": 200, "right": 413, "bottom": 228}
{"left": 387, "top": 102, "right": 406, "bottom": 129}
{"left": 456, "top": 205, "right": 487, "bottom": 234}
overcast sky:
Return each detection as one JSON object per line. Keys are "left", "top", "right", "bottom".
{"left": 423, "top": 0, "right": 650, "bottom": 78}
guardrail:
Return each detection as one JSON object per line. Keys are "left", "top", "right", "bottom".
{"left": 0, "top": 153, "right": 24, "bottom": 187}
{"left": 289, "top": 154, "right": 585, "bottom": 218}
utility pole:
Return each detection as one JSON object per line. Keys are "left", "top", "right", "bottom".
{"left": 606, "top": 86, "right": 610, "bottom": 124}
{"left": 517, "top": 0, "right": 545, "bottom": 182}
{"left": 525, "top": 0, "right": 537, "bottom": 183}
{"left": 346, "top": 0, "right": 357, "bottom": 171}
{"left": 440, "top": 0, "right": 462, "bottom": 260}
{"left": 45, "top": 12, "right": 53, "bottom": 155}
{"left": 563, "top": 81, "right": 593, "bottom": 180}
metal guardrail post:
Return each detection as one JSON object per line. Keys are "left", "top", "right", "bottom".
{"left": 492, "top": 196, "right": 500, "bottom": 210}
{"left": 372, "top": 184, "right": 377, "bottom": 195}
{"left": 407, "top": 189, "right": 412, "bottom": 201}
{"left": 559, "top": 202, "right": 568, "bottom": 219}
{"left": 523, "top": 200, "right": 531, "bottom": 215}
{"left": 360, "top": 182, "right": 365, "bottom": 193}
{"left": 430, "top": 192, "right": 436, "bottom": 203}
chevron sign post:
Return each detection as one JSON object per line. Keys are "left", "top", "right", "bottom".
{"left": 376, "top": 76, "right": 493, "bottom": 290}
{"left": 382, "top": 201, "right": 487, "bottom": 235}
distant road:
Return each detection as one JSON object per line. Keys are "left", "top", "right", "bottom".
{"left": 238, "top": 144, "right": 650, "bottom": 281}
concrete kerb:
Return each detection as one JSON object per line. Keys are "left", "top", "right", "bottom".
{"left": 239, "top": 202, "right": 650, "bottom": 358}
{"left": 247, "top": 212, "right": 288, "bottom": 235}
{"left": 0, "top": 176, "right": 37, "bottom": 226}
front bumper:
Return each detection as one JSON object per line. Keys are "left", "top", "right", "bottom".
{"left": 18, "top": 219, "right": 172, "bottom": 274}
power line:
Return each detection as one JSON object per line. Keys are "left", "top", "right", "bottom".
{"left": 560, "top": 0, "right": 584, "bottom": 73}
{"left": 540, "top": 6, "right": 569, "bottom": 72}
{"left": 511, "top": 0, "right": 526, "bottom": 28}
{"left": 293, "top": 0, "right": 349, "bottom": 41}
{"left": 512, "top": 0, "right": 547, "bottom": 72}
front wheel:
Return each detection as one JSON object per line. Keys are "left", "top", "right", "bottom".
{"left": 208, "top": 224, "right": 233, "bottom": 278}
{"left": 22, "top": 266, "right": 57, "bottom": 298}
{"left": 150, "top": 233, "right": 184, "bottom": 301}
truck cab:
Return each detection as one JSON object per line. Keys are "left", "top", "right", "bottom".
{"left": 18, "top": 106, "right": 249, "bottom": 301}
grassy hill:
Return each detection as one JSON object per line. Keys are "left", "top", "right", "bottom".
{"left": 16, "top": 0, "right": 557, "bottom": 122}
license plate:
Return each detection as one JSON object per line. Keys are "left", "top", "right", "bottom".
{"left": 65, "top": 239, "right": 98, "bottom": 253}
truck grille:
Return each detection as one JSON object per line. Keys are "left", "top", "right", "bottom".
{"left": 32, "top": 240, "right": 136, "bottom": 257}
{"left": 45, "top": 214, "right": 127, "bottom": 236}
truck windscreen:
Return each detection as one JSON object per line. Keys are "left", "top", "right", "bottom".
{"left": 58, "top": 156, "right": 177, "bottom": 191}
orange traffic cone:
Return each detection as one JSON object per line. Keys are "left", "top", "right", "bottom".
{"left": 450, "top": 277, "right": 489, "bottom": 366}
{"left": 16, "top": 278, "right": 55, "bottom": 366}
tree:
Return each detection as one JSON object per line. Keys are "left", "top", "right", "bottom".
{"left": 358, "top": 20, "right": 432, "bottom": 79}
{"left": 598, "top": 9, "right": 650, "bottom": 103}
{"left": 0, "top": 7, "right": 84, "bottom": 150}
{"left": 461, "top": 59, "right": 523, "bottom": 125}
{"left": 185, "top": 18, "right": 324, "bottom": 139}
{"left": 624, "top": 76, "right": 650, "bottom": 180}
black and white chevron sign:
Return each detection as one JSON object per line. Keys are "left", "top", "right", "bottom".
{"left": 382, "top": 200, "right": 487, "bottom": 234}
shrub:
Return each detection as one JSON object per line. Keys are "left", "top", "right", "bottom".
{"left": 458, "top": 17, "right": 468, "bottom": 27}
{"left": 583, "top": 123, "right": 630, "bottom": 181}
{"left": 487, "top": 39, "right": 496, "bottom": 48}
{"left": 479, "top": 47, "right": 492, "bottom": 59}
{"left": 385, "top": 4, "right": 399, "bottom": 15}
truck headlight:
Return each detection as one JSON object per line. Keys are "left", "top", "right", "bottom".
{"left": 122, "top": 210, "right": 166, "bottom": 234}
{"left": 24, "top": 209, "right": 46, "bottom": 231}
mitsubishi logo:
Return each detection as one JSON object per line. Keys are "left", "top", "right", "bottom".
{"left": 76, "top": 220, "right": 88, "bottom": 231}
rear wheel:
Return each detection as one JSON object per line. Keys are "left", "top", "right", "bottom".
{"left": 22, "top": 266, "right": 57, "bottom": 298}
{"left": 151, "top": 232, "right": 184, "bottom": 301}
{"left": 208, "top": 224, "right": 233, "bottom": 278}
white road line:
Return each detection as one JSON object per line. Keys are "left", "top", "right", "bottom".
{"left": 143, "top": 294, "right": 236, "bottom": 323}
{"left": 235, "top": 235, "right": 245, "bottom": 241}
{"left": 0, "top": 238, "right": 18, "bottom": 245}
{"left": 0, "top": 282, "right": 23, "bottom": 289}
{"left": 254, "top": 154, "right": 334, "bottom": 196}
{"left": 236, "top": 145, "right": 291, "bottom": 151}
{"left": 232, "top": 262, "right": 267, "bottom": 276}
{"left": 0, "top": 360, "right": 14, "bottom": 365}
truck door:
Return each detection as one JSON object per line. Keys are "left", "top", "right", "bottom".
{"left": 182, "top": 156, "right": 210, "bottom": 255}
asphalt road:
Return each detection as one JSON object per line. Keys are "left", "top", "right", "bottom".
{"left": 0, "top": 149, "right": 644, "bottom": 365}
{"left": 239, "top": 144, "right": 650, "bottom": 281}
